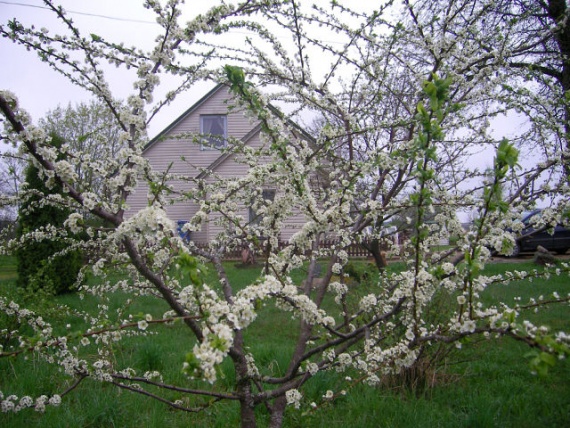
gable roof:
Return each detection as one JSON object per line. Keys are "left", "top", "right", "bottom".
{"left": 144, "top": 82, "right": 318, "bottom": 180}
{"left": 144, "top": 83, "right": 227, "bottom": 152}
{"left": 196, "top": 123, "right": 263, "bottom": 180}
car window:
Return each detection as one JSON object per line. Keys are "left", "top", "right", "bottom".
{"left": 522, "top": 210, "right": 541, "bottom": 227}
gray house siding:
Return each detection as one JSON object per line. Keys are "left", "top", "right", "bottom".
{"left": 126, "top": 84, "right": 311, "bottom": 243}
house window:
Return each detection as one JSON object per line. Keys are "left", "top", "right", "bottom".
{"left": 200, "top": 115, "right": 227, "bottom": 150}
{"left": 249, "top": 189, "right": 276, "bottom": 225}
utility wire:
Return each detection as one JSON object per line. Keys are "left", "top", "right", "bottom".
{"left": 0, "top": 0, "right": 157, "bottom": 25}
{"left": 0, "top": 0, "right": 346, "bottom": 45}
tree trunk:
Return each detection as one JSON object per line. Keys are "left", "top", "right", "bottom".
{"left": 235, "top": 365, "right": 257, "bottom": 428}
{"left": 268, "top": 396, "right": 287, "bottom": 428}
{"left": 232, "top": 332, "right": 257, "bottom": 428}
{"left": 361, "top": 238, "right": 387, "bottom": 271}
{"left": 239, "top": 389, "right": 257, "bottom": 428}
{"left": 547, "top": 0, "right": 570, "bottom": 180}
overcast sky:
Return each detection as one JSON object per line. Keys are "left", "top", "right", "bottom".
{"left": 1, "top": 1, "right": 542, "bottom": 219}
{"left": 1, "top": 1, "right": 391, "bottom": 137}
{"left": 1, "top": 1, "right": 523, "bottom": 160}
{"left": 0, "top": 0, "right": 219, "bottom": 137}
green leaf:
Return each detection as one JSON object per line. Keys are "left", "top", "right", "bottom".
{"left": 224, "top": 64, "right": 245, "bottom": 86}
{"left": 183, "top": 352, "right": 201, "bottom": 375}
{"left": 539, "top": 351, "right": 556, "bottom": 367}
{"left": 496, "top": 139, "right": 519, "bottom": 170}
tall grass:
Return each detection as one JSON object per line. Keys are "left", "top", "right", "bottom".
{"left": 1, "top": 257, "right": 568, "bottom": 427}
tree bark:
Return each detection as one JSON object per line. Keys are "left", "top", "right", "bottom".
{"left": 238, "top": 384, "right": 257, "bottom": 428}
{"left": 230, "top": 328, "right": 257, "bottom": 428}
{"left": 361, "top": 238, "right": 388, "bottom": 271}
{"left": 268, "top": 396, "right": 287, "bottom": 428}
{"left": 546, "top": 0, "right": 570, "bottom": 180}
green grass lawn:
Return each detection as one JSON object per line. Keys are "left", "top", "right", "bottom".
{"left": 0, "top": 257, "right": 568, "bottom": 427}
{"left": 0, "top": 255, "right": 16, "bottom": 281}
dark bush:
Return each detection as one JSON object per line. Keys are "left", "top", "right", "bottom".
{"left": 16, "top": 134, "right": 82, "bottom": 294}
{"left": 343, "top": 260, "right": 376, "bottom": 284}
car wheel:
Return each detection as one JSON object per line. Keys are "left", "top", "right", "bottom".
{"left": 555, "top": 248, "right": 568, "bottom": 255}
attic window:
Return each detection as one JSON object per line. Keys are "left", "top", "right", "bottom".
{"left": 200, "top": 115, "right": 227, "bottom": 150}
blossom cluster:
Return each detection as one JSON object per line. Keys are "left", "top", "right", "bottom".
{"left": 2, "top": 0, "right": 570, "bottom": 424}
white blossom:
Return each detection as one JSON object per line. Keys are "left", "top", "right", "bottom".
{"left": 285, "top": 389, "right": 303, "bottom": 409}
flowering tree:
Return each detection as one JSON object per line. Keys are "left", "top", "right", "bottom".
{"left": 38, "top": 100, "right": 126, "bottom": 199}
{"left": 484, "top": 0, "right": 570, "bottom": 180}
{"left": 1, "top": 1, "right": 569, "bottom": 427}
{"left": 0, "top": 150, "right": 23, "bottom": 222}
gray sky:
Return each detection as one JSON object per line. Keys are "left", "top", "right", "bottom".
{"left": 1, "top": 0, "right": 387, "bottom": 139}
{"left": 0, "top": 0, "right": 216, "bottom": 137}
{"left": 1, "top": 1, "right": 523, "bottom": 160}
{"left": 1, "top": 0, "right": 541, "bottom": 220}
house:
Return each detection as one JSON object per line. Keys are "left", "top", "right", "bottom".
{"left": 126, "top": 83, "right": 321, "bottom": 244}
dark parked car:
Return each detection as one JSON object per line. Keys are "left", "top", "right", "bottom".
{"left": 510, "top": 209, "right": 570, "bottom": 256}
